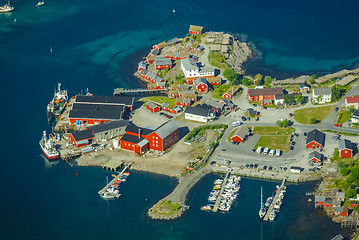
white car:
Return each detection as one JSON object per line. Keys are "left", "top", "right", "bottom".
{"left": 269, "top": 149, "right": 275, "bottom": 156}
{"left": 232, "top": 121, "right": 242, "bottom": 127}
{"left": 275, "top": 149, "right": 281, "bottom": 157}
{"left": 263, "top": 148, "right": 269, "bottom": 155}
{"left": 256, "top": 146, "right": 262, "bottom": 154}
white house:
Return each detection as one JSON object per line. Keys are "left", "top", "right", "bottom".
{"left": 181, "top": 58, "right": 214, "bottom": 84}
{"left": 184, "top": 104, "right": 216, "bottom": 123}
{"left": 313, "top": 87, "right": 332, "bottom": 104}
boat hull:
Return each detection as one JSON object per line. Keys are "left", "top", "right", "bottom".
{"left": 40, "top": 143, "right": 59, "bottom": 160}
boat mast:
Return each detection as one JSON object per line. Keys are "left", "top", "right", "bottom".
{"left": 260, "top": 186, "right": 263, "bottom": 208}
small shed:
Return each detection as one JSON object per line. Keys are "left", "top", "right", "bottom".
{"left": 336, "top": 192, "right": 345, "bottom": 201}
{"left": 315, "top": 196, "right": 325, "bottom": 206}
{"left": 146, "top": 101, "right": 160, "bottom": 113}
{"left": 334, "top": 207, "right": 348, "bottom": 216}
{"left": 290, "top": 166, "right": 301, "bottom": 173}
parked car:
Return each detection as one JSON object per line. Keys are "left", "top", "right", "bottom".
{"left": 232, "top": 120, "right": 242, "bottom": 127}
{"left": 263, "top": 166, "right": 267, "bottom": 170}
{"left": 334, "top": 123, "right": 342, "bottom": 127}
{"left": 249, "top": 164, "right": 254, "bottom": 168}
{"left": 253, "top": 104, "right": 257, "bottom": 107}
{"left": 251, "top": 149, "right": 256, "bottom": 153}
{"left": 256, "top": 146, "right": 262, "bottom": 154}
{"left": 335, "top": 107, "right": 339, "bottom": 111}
{"left": 245, "top": 164, "right": 249, "bottom": 168}
{"left": 269, "top": 149, "right": 275, "bottom": 156}
{"left": 289, "top": 113, "right": 293, "bottom": 117}
{"left": 241, "top": 116, "right": 247, "bottom": 121}
{"left": 255, "top": 117, "right": 259, "bottom": 121}
{"left": 263, "top": 106, "right": 267, "bottom": 110}
{"left": 210, "top": 161, "right": 216, "bottom": 165}
{"left": 275, "top": 149, "right": 281, "bottom": 157}
{"left": 254, "top": 164, "right": 258, "bottom": 168}
{"left": 304, "top": 132, "right": 307, "bottom": 136}
{"left": 268, "top": 166, "right": 273, "bottom": 170}
{"left": 290, "top": 146, "right": 294, "bottom": 150}
{"left": 263, "top": 148, "right": 269, "bottom": 155}
{"left": 291, "top": 141, "right": 296, "bottom": 146}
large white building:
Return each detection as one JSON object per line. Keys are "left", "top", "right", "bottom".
{"left": 312, "top": 87, "right": 332, "bottom": 104}
{"left": 180, "top": 58, "right": 214, "bottom": 84}
{"left": 184, "top": 104, "right": 216, "bottom": 123}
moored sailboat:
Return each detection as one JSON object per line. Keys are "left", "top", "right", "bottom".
{"left": 259, "top": 186, "right": 266, "bottom": 219}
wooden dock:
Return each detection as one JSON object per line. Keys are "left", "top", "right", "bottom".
{"left": 113, "top": 88, "right": 167, "bottom": 96}
{"left": 212, "top": 169, "right": 231, "bottom": 212}
{"left": 103, "top": 159, "right": 124, "bottom": 171}
{"left": 98, "top": 162, "right": 132, "bottom": 195}
{"left": 263, "top": 177, "right": 286, "bottom": 221}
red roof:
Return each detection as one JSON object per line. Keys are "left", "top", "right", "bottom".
{"left": 346, "top": 96, "right": 359, "bottom": 103}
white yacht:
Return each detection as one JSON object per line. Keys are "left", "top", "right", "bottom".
{"left": 0, "top": 0, "right": 14, "bottom": 13}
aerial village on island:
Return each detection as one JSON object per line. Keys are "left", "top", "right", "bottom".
{"left": 39, "top": 25, "right": 359, "bottom": 227}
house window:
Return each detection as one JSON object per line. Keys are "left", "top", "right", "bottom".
{"left": 156, "top": 137, "right": 158, "bottom": 140}
{"left": 156, "top": 144, "right": 158, "bottom": 147}
{"left": 124, "top": 143, "right": 127, "bottom": 146}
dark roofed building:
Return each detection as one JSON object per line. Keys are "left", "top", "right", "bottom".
{"left": 306, "top": 129, "right": 325, "bottom": 149}
{"left": 75, "top": 95, "right": 134, "bottom": 107}
{"left": 68, "top": 129, "right": 94, "bottom": 147}
{"left": 184, "top": 104, "right": 216, "bottom": 123}
{"left": 69, "top": 104, "right": 124, "bottom": 124}
{"left": 309, "top": 151, "right": 323, "bottom": 163}
{"left": 248, "top": 87, "right": 283, "bottom": 105}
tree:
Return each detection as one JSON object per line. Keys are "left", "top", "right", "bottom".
{"left": 310, "top": 118, "right": 318, "bottom": 124}
{"left": 331, "top": 85, "right": 346, "bottom": 102}
{"left": 283, "top": 95, "right": 296, "bottom": 105}
{"left": 223, "top": 68, "right": 241, "bottom": 84}
{"left": 295, "top": 94, "right": 305, "bottom": 104}
{"left": 264, "top": 76, "right": 273, "bottom": 84}
{"left": 276, "top": 119, "right": 289, "bottom": 127}
{"left": 192, "top": 35, "right": 197, "bottom": 40}
{"left": 254, "top": 74, "right": 263, "bottom": 85}
{"left": 242, "top": 77, "right": 251, "bottom": 86}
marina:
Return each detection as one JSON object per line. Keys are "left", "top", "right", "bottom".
{"left": 263, "top": 177, "right": 287, "bottom": 221}
{"left": 98, "top": 164, "right": 132, "bottom": 199}
{"left": 201, "top": 169, "right": 241, "bottom": 213}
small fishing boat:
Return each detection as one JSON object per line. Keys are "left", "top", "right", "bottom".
{"left": 269, "top": 211, "right": 276, "bottom": 221}
{"left": 265, "top": 196, "right": 273, "bottom": 208}
{"left": 0, "top": 0, "right": 14, "bottom": 13}
{"left": 36, "top": 1, "right": 45, "bottom": 7}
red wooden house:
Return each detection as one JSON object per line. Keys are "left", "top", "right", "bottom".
{"left": 315, "top": 196, "right": 325, "bottom": 207}
{"left": 138, "top": 61, "right": 146, "bottom": 72}
{"left": 153, "top": 41, "right": 167, "bottom": 50}
{"left": 231, "top": 126, "right": 249, "bottom": 143}
{"left": 162, "top": 102, "right": 181, "bottom": 114}
{"left": 146, "top": 101, "right": 160, "bottom": 113}
{"left": 308, "top": 151, "right": 323, "bottom": 163}
{"left": 155, "top": 57, "right": 172, "bottom": 69}
{"left": 323, "top": 199, "right": 332, "bottom": 208}
{"left": 247, "top": 87, "right": 283, "bottom": 103}
{"left": 147, "top": 82, "right": 165, "bottom": 90}
{"left": 194, "top": 77, "right": 209, "bottom": 93}
{"left": 306, "top": 129, "right": 325, "bottom": 149}
{"left": 335, "top": 207, "right": 349, "bottom": 216}
{"left": 223, "top": 85, "right": 240, "bottom": 99}
{"left": 189, "top": 25, "right": 204, "bottom": 35}
{"left": 176, "top": 98, "right": 192, "bottom": 107}
{"left": 350, "top": 201, "right": 359, "bottom": 208}
{"left": 206, "top": 76, "right": 221, "bottom": 86}
{"left": 338, "top": 139, "right": 354, "bottom": 158}
{"left": 146, "top": 55, "right": 155, "bottom": 64}
{"left": 68, "top": 129, "right": 94, "bottom": 147}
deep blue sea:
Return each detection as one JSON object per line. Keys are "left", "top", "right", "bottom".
{"left": 1, "top": 0, "right": 358, "bottom": 239}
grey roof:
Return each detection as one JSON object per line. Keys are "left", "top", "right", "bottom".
{"left": 183, "top": 98, "right": 192, "bottom": 104}
{"left": 291, "top": 166, "right": 301, "bottom": 170}
{"left": 185, "top": 104, "right": 210, "bottom": 117}
{"left": 137, "top": 138, "right": 149, "bottom": 147}
{"left": 194, "top": 77, "right": 208, "bottom": 87}
{"left": 248, "top": 109, "right": 258, "bottom": 116}
{"left": 315, "top": 196, "right": 325, "bottom": 202}
{"left": 70, "top": 129, "right": 94, "bottom": 141}
{"left": 334, "top": 206, "right": 344, "bottom": 212}
{"left": 155, "top": 57, "right": 172, "bottom": 66}
{"left": 173, "top": 52, "right": 182, "bottom": 58}
{"left": 154, "top": 121, "right": 178, "bottom": 139}
{"left": 181, "top": 58, "right": 198, "bottom": 71}
{"left": 149, "top": 49, "right": 159, "bottom": 56}
{"left": 353, "top": 110, "right": 359, "bottom": 117}
{"left": 336, "top": 192, "right": 346, "bottom": 199}
{"left": 162, "top": 102, "right": 169, "bottom": 108}
{"left": 306, "top": 129, "right": 325, "bottom": 146}
{"left": 313, "top": 87, "right": 332, "bottom": 96}
{"left": 138, "top": 61, "right": 146, "bottom": 69}
{"left": 221, "top": 99, "right": 234, "bottom": 107}
{"left": 166, "top": 37, "right": 180, "bottom": 45}
{"left": 147, "top": 101, "right": 159, "bottom": 110}
{"left": 338, "top": 139, "right": 353, "bottom": 151}
{"left": 75, "top": 95, "right": 133, "bottom": 106}
{"left": 199, "top": 65, "right": 214, "bottom": 74}
{"left": 248, "top": 87, "right": 284, "bottom": 96}
{"left": 87, "top": 120, "right": 129, "bottom": 133}
{"left": 309, "top": 151, "right": 323, "bottom": 161}
{"left": 332, "top": 199, "right": 342, "bottom": 206}
{"left": 275, "top": 94, "right": 284, "bottom": 100}
{"left": 232, "top": 126, "right": 249, "bottom": 139}
{"left": 206, "top": 100, "right": 224, "bottom": 110}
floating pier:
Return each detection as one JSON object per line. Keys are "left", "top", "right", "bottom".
{"left": 98, "top": 162, "right": 132, "bottom": 195}
{"left": 263, "top": 177, "right": 286, "bottom": 221}
{"left": 212, "top": 169, "right": 231, "bottom": 212}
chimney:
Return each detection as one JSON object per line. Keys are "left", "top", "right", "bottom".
{"left": 138, "top": 128, "right": 141, "bottom": 139}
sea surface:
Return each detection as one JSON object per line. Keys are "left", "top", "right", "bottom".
{"left": 0, "top": 0, "right": 358, "bottom": 239}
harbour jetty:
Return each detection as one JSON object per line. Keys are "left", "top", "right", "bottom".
{"left": 212, "top": 169, "right": 230, "bottom": 212}
{"left": 263, "top": 177, "right": 286, "bottom": 221}
{"left": 98, "top": 163, "right": 132, "bottom": 195}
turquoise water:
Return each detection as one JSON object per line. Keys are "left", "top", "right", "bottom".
{"left": 0, "top": 0, "right": 358, "bottom": 239}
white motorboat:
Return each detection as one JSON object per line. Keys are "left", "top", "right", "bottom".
{"left": 36, "top": 1, "right": 45, "bottom": 7}
{"left": 269, "top": 211, "right": 276, "bottom": 221}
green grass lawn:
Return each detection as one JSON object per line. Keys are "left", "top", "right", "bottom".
{"left": 146, "top": 96, "right": 176, "bottom": 109}
{"left": 337, "top": 110, "right": 351, "bottom": 124}
{"left": 294, "top": 105, "right": 334, "bottom": 124}
{"left": 254, "top": 136, "right": 291, "bottom": 153}
{"left": 252, "top": 126, "right": 295, "bottom": 135}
